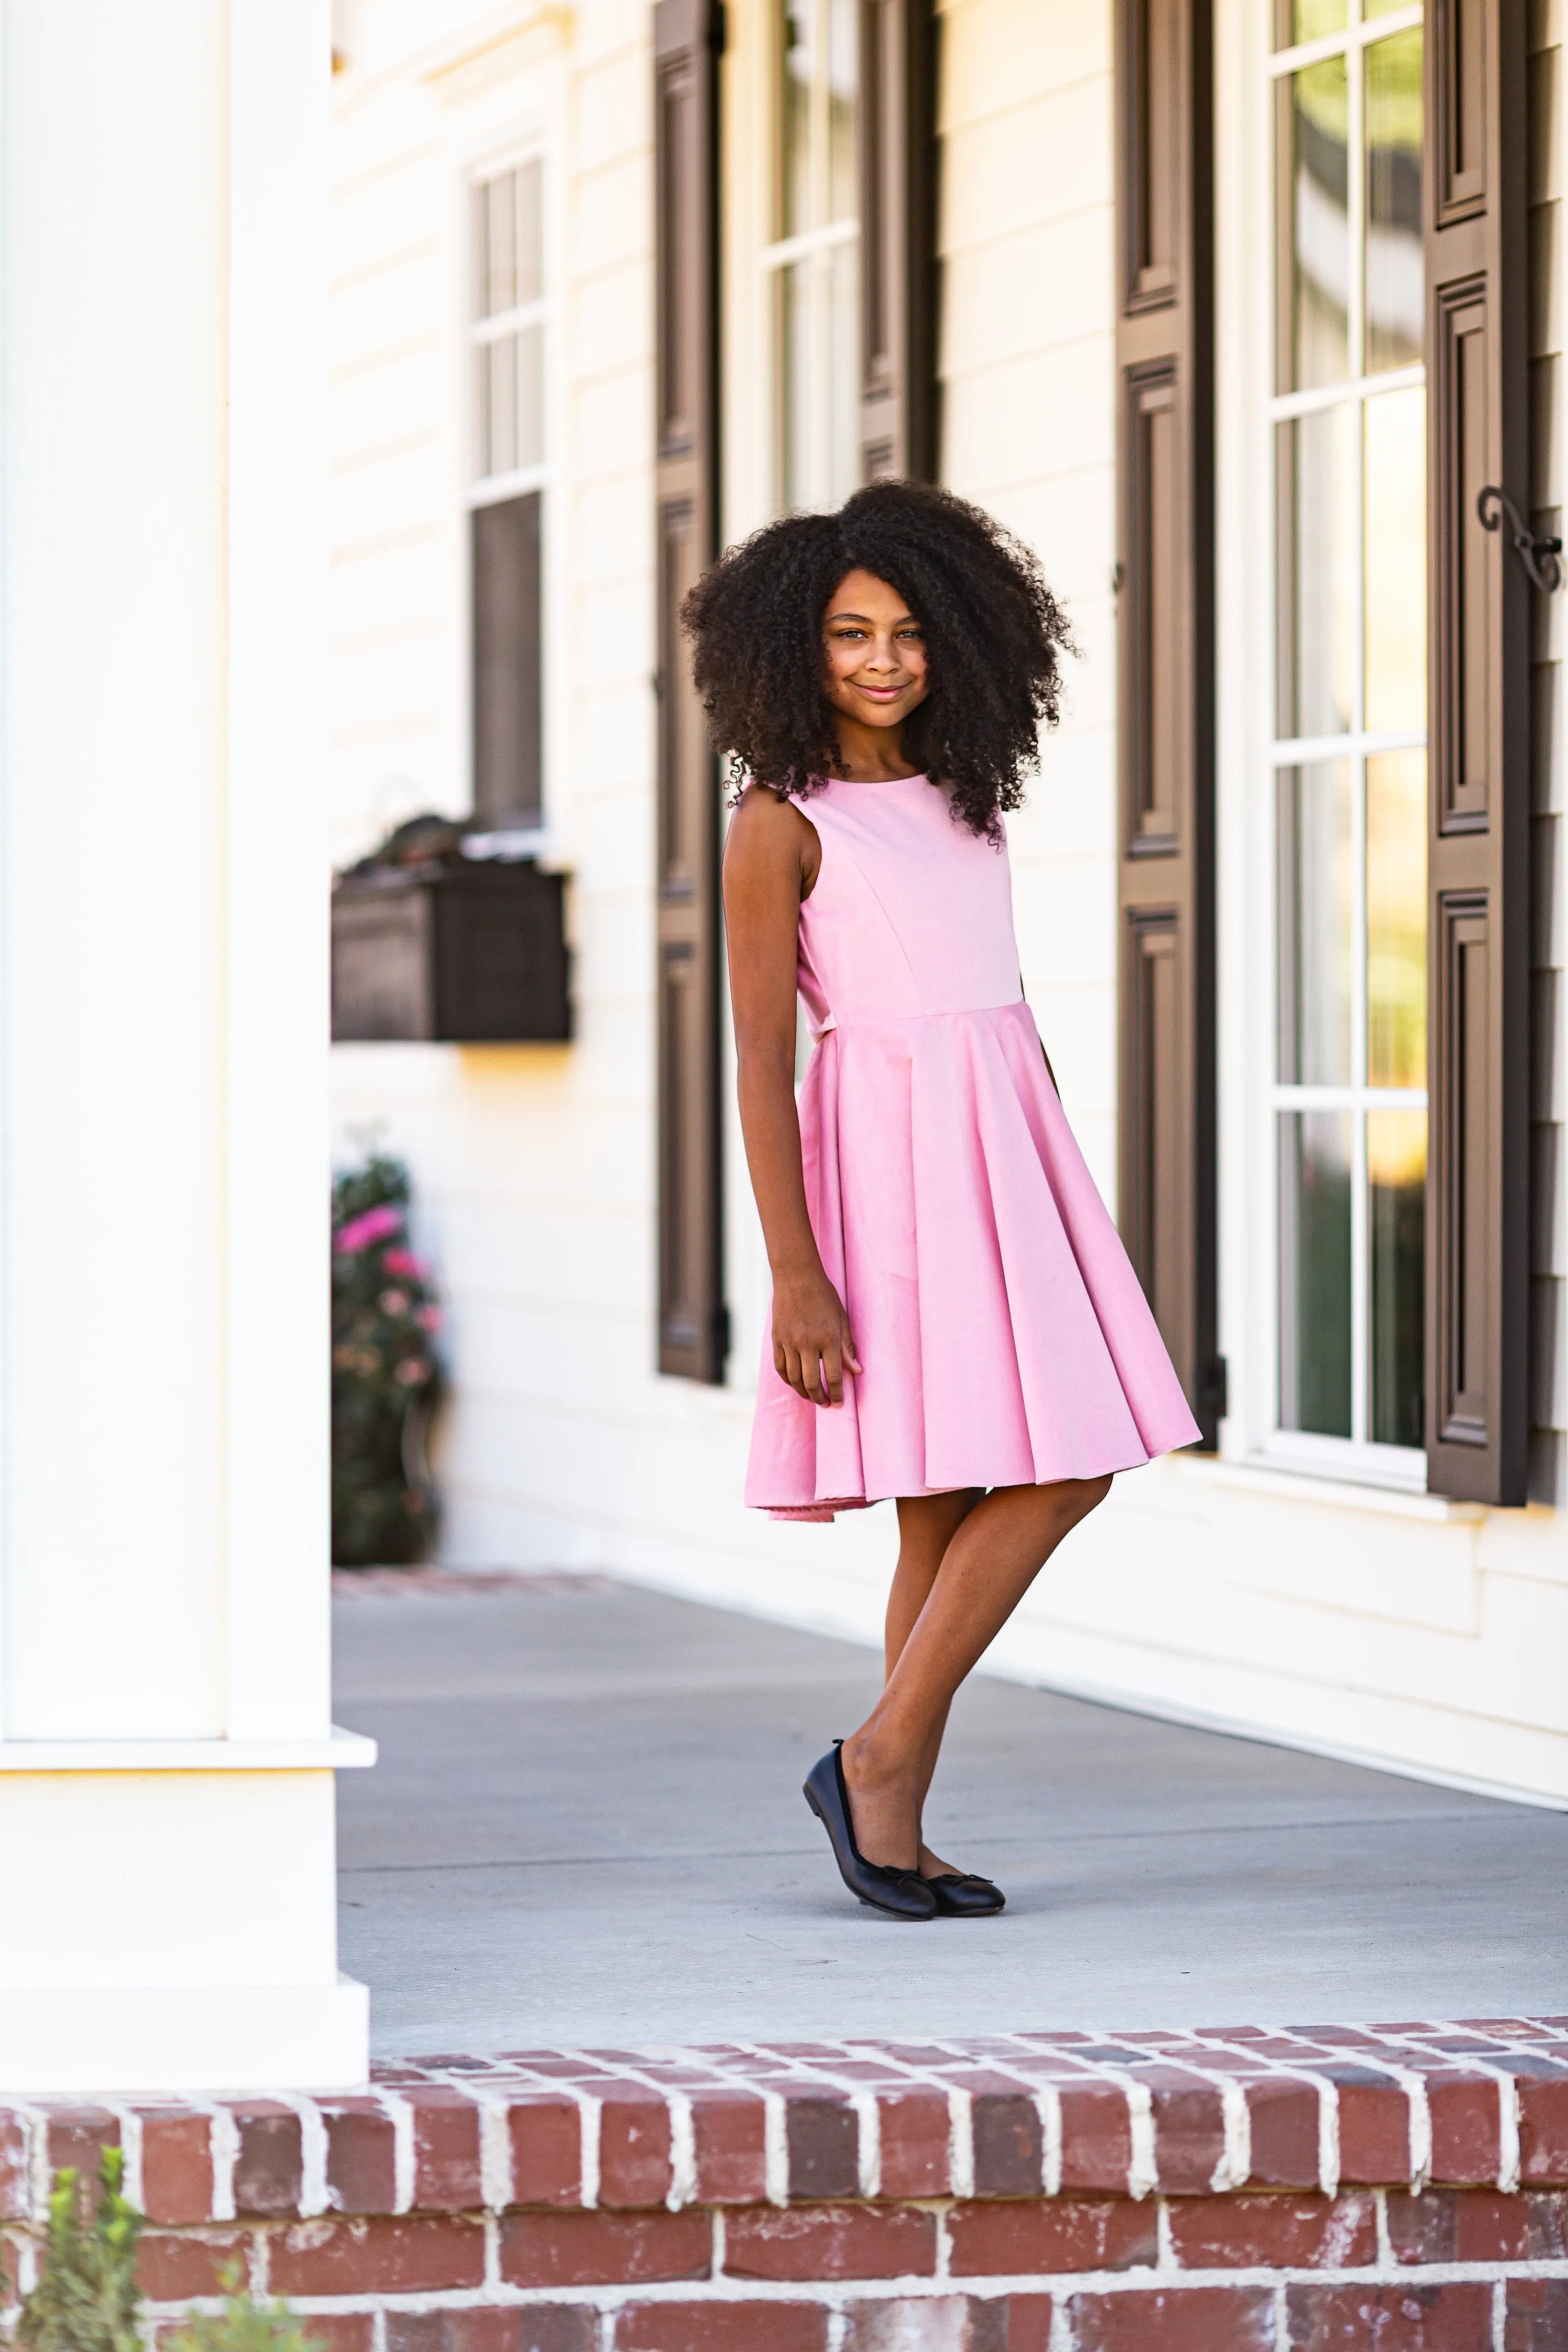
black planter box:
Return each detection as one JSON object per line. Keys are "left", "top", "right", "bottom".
{"left": 332, "top": 861, "right": 570, "bottom": 1043}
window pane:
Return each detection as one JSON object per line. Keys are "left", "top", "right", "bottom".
{"left": 828, "top": 240, "right": 860, "bottom": 501}
{"left": 1369, "top": 1109, "right": 1426, "bottom": 1446}
{"left": 1363, "top": 385, "right": 1426, "bottom": 733}
{"left": 1367, "top": 750, "right": 1427, "bottom": 1088}
{"left": 1279, "top": 405, "right": 1357, "bottom": 738}
{"left": 512, "top": 160, "right": 543, "bottom": 309}
{"left": 1290, "top": 0, "right": 1346, "bottom": 41}
{"left": 1281, "top": 57, "right": 1350, "bottom": 392}
{"left": 784, "top": 0, "right": 813, "bottom": 237}
{"left": 781, "top": 256, "right": 814, "bottom": 509}
{"left": 1365, "top": 29, "right": 1423, "bottom": 372}
{"left": 1279, "top": 1109, "right": 1353, "bottom": 1436}
{"left": 1279, "top": 761, "right": 1353, "bottom": 1085}
{"left": 480, "top": 335, "right": 517, "bottom": 477}
{"left": 483, "top": 174, "right": 515, "bottom": 317}
{"left": 827, "top": 0, "right": 858, "bottom": 224}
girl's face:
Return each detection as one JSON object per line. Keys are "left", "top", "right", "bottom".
{"left": 821, "top": 568, "right": 930, "bottom": 734}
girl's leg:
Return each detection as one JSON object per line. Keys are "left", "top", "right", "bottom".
{"left": 885, "top": 1492, "right": 981, "bottom": 1876}
{"left": 842, "top": 1474, "right": 1113, "bottom": 1870}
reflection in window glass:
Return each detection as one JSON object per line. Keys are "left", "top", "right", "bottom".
{"left": 1279, "top": 763, "right": 1353, "bottom": 1087}
{"left": 827, "top": 0, "right": 858, "bottom": 225}
{"left": 1365, "top": 29, "right": 1424, "bottom": 373}
{"left": 1363, "top": 387, "right": 1427, "bottom": 734}
{"left": 1279, "top": 1111, "right": 1354, "bottom": 1437}
{"left": 1283, "top": 57, "right": 1349, "bottom": 393}
{"left": 1366, "top": 752, "right": 1427, "bottom": 1090}
{"left": 1370, "top": 1110, "right": 1426, "bottom": 1446}
{"left": 1280, "top": 406, "right": 1357, "bottom": 739}
{"left": 1291, "top": 0, "right": 1347, "bottom": 39}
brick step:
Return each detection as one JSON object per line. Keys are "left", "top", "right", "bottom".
{"left": 3, "top": 2021, "right": 1567, "bottom": 2348}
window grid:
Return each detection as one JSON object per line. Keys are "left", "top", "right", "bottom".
{"left": 1265, "top": 0, "right": 1428, "bottom": 1478}
{"left": 469, "top": 158, "right": 548, "bottom": 510}
{"left": 762, "top": 0, "right": 860, "bottom": 513}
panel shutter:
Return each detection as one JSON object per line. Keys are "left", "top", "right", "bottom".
{"left": 1113, "top": 0, "right": 1219, "bottom": 1443}
{"left": 1422, "top": 0, "right": 1529, "bottom": 1501}
{"left": 858, "top": 0, "right": 937, "bottom": 481}
{"left": 654, "top": 0, "right": 726, "bottom": 1381}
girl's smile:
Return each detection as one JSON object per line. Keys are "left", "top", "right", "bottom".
{"left": 821, "top": 566, "right": 930, "bottom": 776}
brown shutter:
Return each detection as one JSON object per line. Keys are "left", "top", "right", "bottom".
{"left": 858, "top": 0, "right": 937, "bottom": 481}
{"left": 1423, "top": 0, "right": 1530, "bottom": 1500}
{"left": 1113, "top": 0, "right": 1218, "bottom": 1442}
{"left": 655, "top": 0, "right": 726, "bottom": 1381}
{"left": 472, "top": 491, "right": 542, "bottom": 828}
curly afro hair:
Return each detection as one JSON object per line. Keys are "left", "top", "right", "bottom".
{"left": 679, "top": 478, "right": 1072, "bottom": 839}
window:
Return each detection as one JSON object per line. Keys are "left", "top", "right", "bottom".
{"left": 766, "top": 0, "right": 861, "bottom": 511}
{"left": 1268, "top": 0, "right": 1427, "bottom": 1470}
{"left": 469, "top": 159, "right": 546, "bottom": 832}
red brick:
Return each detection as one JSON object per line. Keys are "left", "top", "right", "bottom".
{"left": 1321, "top": 2070, "right": 1411, "bottom": 2185}
{"left": 1425, "top": 2073, "right": 1502, "bottom": 2184}
{"left": 224, "top": 2102, "right": 303, "bottom": 2218}
{"left": 506, "top": 2095, "right": 583, "bottom": 2210}
{"left": 135, "top": 2229, "right": 250, "bottom": 2302}
{"left": 1065, "top": 2285, "right": 1277, "bottom": 2350}
{"left": 1520, "top": 2075, "right": 1568, "bottom": 2185}
{"left": 690, "top": 2088, "right": 767, "bottom": 2205}
{"left": 0, "top": 2111, "right": 31, "bottom": 2223}
{"left": 1506, "top": 2279, "right": 1568, "bottom": 2352}
{"left": 404, "top": 2088, "right": 482, "bottom": 2213}
{"left": 599, "top": 2090, "right": 673, "bottom": 2210}
{"left": 1245, "top": 2078, "right": 1322, "bottom": 2188}
{"left": 785, "top": 2095, "right": 858, "bottom": 2201}
{"left": 972, "top": 2093, "right": 1042, "bottom": 2196}
{"left": 500, "top": 2207, "right": 710, "bottom": 2288}
{"left": 1528, "top": 2190, "right": 1568, "bottom": 2257}
{"left": 135, "top": 2111, "right": 214, "bottom": 2227}
{"left": 724, "top": 2202, "right": 936, "bottom": 2281}
{"left": 948, "top": 2197, "right": 1156, "bottom": 2277}
{"left": 1167, "top": 2192, "right": 1376, "bottom": 2270}
{"left": 875, "top": 2088, "right": 951, "bottom": 2199}
{"left": 1142, "top": 2073, "right": 1226, "bottom": 2194}
{"left": 283, "top": 2320, "right": 376, "bottom": 2352}
{"left": 1002, "top": 2300, "right": 1055, "bottom": 2352}
{"left": 1386, "top": 2187, "right": 1529, "bottom": 2263}
{"left": 268, "top": 2215, "right": 485, "bottom": 2296}
{"left": 1285, "top": 2283, "right": 1494, "bottom": 2350}
{"left": 45, "top": 2108, "right": 120, "bottom": 2183}
{"left": 842, "top": 2296, "right": 1010, "bottom": 2350}
{"left": 1057, "top": 2083, "right": 1134, "bottom": 2193}
{"left": 614, "top": 2303, "right": 827, "bottom": 2352}
{"left": 386, "top": 2313, "right": 594, "bottom": 2352}
{"left": 321, "top": 2098, "right": 397, "bottom": 2215}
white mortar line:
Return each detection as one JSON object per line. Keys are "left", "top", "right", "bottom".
{"left": 763, "top": 2090, "right": 789, "bottom": 2206}
{"left": 375, "top": 2091, "right": 416, "bottom": 2215}
{"left": 577, "top": 2090, "right": 602, "bottom": 2212}
{"left": 183, "top": 2102, "right": 237, "bottom": 2224}
{"left": 1492, "top": 2274, "right": 1507, "bottom": 2352}
{"left": 1213, "top": 2075, "right": 1252, "bottom": 2191}
{"left": 850, "top": 2088, "right": 880, "bottom": 2200}
{"left": 947, "top": 2087, "right": 974, "bottom": 2201}
{"left": 475, "top": 2091, "right": 514, "bottom": 2214}
{"left": 1047, "top": 2294, "right": 1074, "bottom": 2352}
{"left": 282, "top": 2097, "right": 329, "bottom": 2218}
{"left": 665, "top": 2091, "right": 696, "bottom": 2210}
{"left": 113, "top": 2108, "right": 145, "bottom": 2213}
{"left": 22, "top": 2105, "right": 49, "bottom": 2223}
{"left": 1036, "top": 2083, "right": 1063, "bottom": 2198}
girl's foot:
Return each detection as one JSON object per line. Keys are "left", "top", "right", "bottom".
{"left": 838, "top": 1732, "right": 920, "bottom": 1871}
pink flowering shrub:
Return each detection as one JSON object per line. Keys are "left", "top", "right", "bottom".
{"left": 331, "top": 1155, "right": 445, "bottom": 1566}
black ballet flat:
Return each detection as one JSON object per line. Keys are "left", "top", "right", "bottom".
{"left": 803, "top": 1744, "right": 937, "bottom": 1921}
{"left": 925, "top": 1871, "right": 1006, "bottom": 1918}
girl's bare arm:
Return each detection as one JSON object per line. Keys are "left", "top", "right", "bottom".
{"left": 723, "top": 787, "right": 860, "bottom": 1408}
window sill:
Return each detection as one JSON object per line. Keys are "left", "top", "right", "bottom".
{"left": 1167, "top": 1450, "right": 1487, "bottom": 1523}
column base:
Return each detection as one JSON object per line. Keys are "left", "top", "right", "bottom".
{"left": 0, "top": 1976, "right": 369, "bottom": 2095}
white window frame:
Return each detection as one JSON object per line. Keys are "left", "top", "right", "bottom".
{"left": 1215, "top": 0, "right": 1429, "bottom": 1494}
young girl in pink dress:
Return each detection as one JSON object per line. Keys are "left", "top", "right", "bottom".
{"left": 685, "top": 480, "right": 1199, "bottom": 1923}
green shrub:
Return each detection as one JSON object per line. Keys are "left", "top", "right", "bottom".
{"left": 332, "top": 1152, "right": 445, "bottom": 1566}
{"left": 164, "top": 2274, "right": 320, "bottom": 2352}
{"left": 17, "top": 2152, "right": 140, "bottom": 2352}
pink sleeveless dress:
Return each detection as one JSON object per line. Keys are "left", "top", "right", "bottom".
{"left": 745, "top": 775, "right": 1201, "bottom": 1520}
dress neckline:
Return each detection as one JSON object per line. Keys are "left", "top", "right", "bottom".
{"left": 818, "top": 771, "right": 928, "bottom": 786}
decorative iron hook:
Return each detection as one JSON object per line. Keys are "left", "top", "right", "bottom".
{"left": 1477, "top": 484, "right": 1564, "bottom": 593}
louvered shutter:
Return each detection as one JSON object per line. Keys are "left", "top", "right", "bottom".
{"left": 1422, "top": 0, "right": 1530, "bottom": 1500}
{"left": 858, "top": 0, "right": 936, "bottom": 481}
{"left": 654, "top": 0, "right": 726, "bottom": 1381}
{"left": 1113, "top": 0, "right": 1219, "bottom": 1443}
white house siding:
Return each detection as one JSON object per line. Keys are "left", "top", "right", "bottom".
{"left": 330, "top": 0, "right": 1568, "bottom": 1807}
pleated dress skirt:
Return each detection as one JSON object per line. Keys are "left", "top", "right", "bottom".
{"left": 744, "top": 775, "right": 1201, "bottom": 1522}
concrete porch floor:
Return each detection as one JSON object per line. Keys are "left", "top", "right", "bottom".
{"left": 332, "top": 1570, "right": 1568, "bottom": 2057}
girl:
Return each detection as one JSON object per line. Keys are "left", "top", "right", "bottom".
{"left": 685, "top": 481, "right": 1199, "bottom": 1923}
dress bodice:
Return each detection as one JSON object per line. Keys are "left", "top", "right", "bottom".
{"left": 790, "top": 775, "right": 1023, "bottom": 1037}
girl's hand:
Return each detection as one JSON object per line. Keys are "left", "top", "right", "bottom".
{"left": 772, "top": 1267, "right": 862, "bottom": 1407}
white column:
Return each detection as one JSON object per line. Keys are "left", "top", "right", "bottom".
{"left": 0, "top": 0, "right": 372, "bottom": 2093}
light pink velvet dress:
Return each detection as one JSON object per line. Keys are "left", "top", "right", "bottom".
{"left": 745, "top": 774, "right": 1201, "bottom": 1521}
